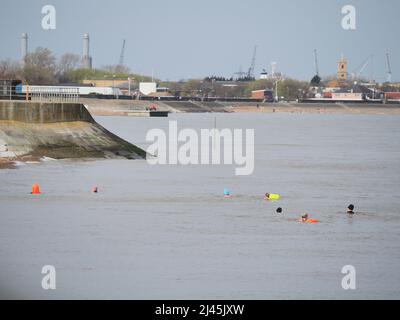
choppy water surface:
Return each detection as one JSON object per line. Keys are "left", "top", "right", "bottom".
{"left": 1, "top": 113, "right": 400, "bottom": 299}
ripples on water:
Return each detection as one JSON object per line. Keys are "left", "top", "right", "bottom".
{"left": 0, "top": 113, "right": 399, "bottom": 299}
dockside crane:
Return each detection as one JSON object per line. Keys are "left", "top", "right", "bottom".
{"left": 352, "top": 55, "right": 372, "bottom": 81}
{"left": 234, "top": 66, "right": 247, "bottom": 79}
{"left": 386, "top": 51, "right": 392, "bottom": 83}
{"left": 310, "top": 49, "right": 321, "bottom": 86}
{"left": 247, "top": 45, "right": 257, "bottom": 79}
{"left": 119, "top": 39, "right": 126, "bottom": 66}
{"left": 314, "top": 49, "right": 320, "bottom": 77}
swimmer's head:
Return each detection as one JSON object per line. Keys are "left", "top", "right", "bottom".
{"left": 265, "top": 193, "right": 270, "bottom": 198}
{"left": 302, "top": 214, "right": 308, "bottom": 221}
{"left": 276, "top": 207, "right": 283, "bottom": 214}
{"left": 347, "top": 204, "right": 355, "bottom": 213}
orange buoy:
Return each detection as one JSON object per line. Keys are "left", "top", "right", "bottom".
{"left": 31, "top": 184, "right": 41, "bottom": 195}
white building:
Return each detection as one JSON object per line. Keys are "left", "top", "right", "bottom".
{"left": 139, "top": 82, "right": 157, "bottom": 95}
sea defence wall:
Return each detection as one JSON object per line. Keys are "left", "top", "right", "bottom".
{"left": 0, "top": 101, "right": 94, "bottom": 123}
{"left": 0, "top": 100, "right": 146, "bottom": 161}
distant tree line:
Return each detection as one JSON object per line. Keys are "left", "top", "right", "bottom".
{"left": 204, "top": 75, "right": 256, "bottom": 83}
{"left": 0, "top": 47, "right": 152, "bottom": 85}
{"left": 158, "top": 78, "right": 310, "bottom": 100}
{"left": 204, "top": 76, "right": 234, "bottom": 82}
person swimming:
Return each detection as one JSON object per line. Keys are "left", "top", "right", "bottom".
{"left": 265, "top": 193, "right": 280, "bottom": 201}
{"left": 224, "top": 189, "right": 232, "bottom": 198}
{"left": 299, "top": 214, "right": 319, "bottom": 223}
{"left": 347, "top": 204, "right": 355, "bottom": 215}
{"left": 276, "top": 207, "right": 283, "bottom": 214}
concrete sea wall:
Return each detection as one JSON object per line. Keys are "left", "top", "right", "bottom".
{"left": 0, "top": 101, "right": 146, "bottom": 161}
{"left": 0, "top": 101, "right": 94, "bottom": 123}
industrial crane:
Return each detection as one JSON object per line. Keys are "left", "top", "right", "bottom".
{"left": 310, "top": 49, "right": 321, "bottom": 86}
{"left": 234, "top": 66, "right": 247, "bottom": 79}
{"left": 119, "top": 39, "right": 126, "bottom": 66}
{"left": 386, "top": 51, "right": 392, "bottom": 83}
{"left": 314, "top": 49, "right": 320, "bottom": 76}
{"left": 247, "top": 45, "right": 257, "bottom": 79}
{"left": 351, "top": 55, "right": 372, "bottom": 81}
{"left": 233, "top": 46, "right": 257, "bottom": 81}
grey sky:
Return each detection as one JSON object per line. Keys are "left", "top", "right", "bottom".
{"left": 0, "top": 0, "right": 398, "bottom": 81}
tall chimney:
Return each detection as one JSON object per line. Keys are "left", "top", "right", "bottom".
{"left": 21, "top": 33, "right": 28, "bottom": 66}
{"left": 82, "top": 33, "right": 92, "bottom": 69}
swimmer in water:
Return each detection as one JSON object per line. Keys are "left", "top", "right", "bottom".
{"left": 224, "top": 189, "right": 232, "bottom": 198}
{"left": 347, "top": 204, "right": 355, "bottom": 215}
{"left": 296, "top": 214, "right": 318, "bottom": 223}
{"left": 276, "top": 207, "right": 283, "bottom": 214}
{"left": 301, "top": 214, "right": 309, "bottom": 222}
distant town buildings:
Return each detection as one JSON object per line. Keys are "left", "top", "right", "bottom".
{"left": 139, "top": 82, "right": 157, "bottom": 95}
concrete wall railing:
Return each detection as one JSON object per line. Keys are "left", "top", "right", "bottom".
{"left": 0, "top": 101, "right": 94, "bottom": 124}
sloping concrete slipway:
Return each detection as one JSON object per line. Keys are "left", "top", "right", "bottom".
{"left": 0, "top": 101, "right": 146, "bottom": 162}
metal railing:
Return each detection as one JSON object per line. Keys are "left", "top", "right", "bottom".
{"left": 0, "top": 85, "right": 23, "bottom": 100}
{"left": 0, "top": 85, "right": 80, "bottom": 103}
{"left": 29, "top": 86, "right": 80, "bottom": 103}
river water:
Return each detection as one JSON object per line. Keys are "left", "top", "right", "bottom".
{"left": 1, "top": 113, "right": 400, "bottom": 299}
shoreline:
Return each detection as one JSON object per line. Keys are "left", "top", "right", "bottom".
{"left": 0, "top": 155, "right": 42, "bottom": 169}
{"left": 230, "top": 104, "right": 400, "bottom": 115}
{"left": 80, "top": 98, "right": 400, "bottom": 116}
